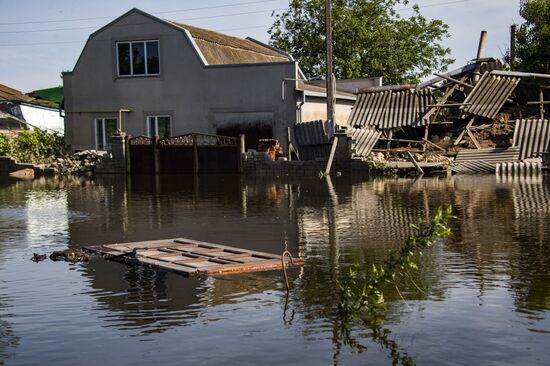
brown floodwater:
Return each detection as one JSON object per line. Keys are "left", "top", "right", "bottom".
{"left": 0, "top": 173, "right": 549, "bottom": 365}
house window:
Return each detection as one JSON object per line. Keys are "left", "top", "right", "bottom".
{"left": 147, "top": 116, "right": 171, "bottom": 138}
{"left": 117, "top": 40, "right": 160, "bottom": 76}
{"left": 95, "top": 118, "right": 118, "bottom": 150}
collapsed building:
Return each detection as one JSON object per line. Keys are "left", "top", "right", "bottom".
{"left": 289, "top": 34, "right": 550, "bottom": 176}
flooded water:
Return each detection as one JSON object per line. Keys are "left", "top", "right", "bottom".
{"left": 1, "top": 173, "right": 549, "bottom": 365}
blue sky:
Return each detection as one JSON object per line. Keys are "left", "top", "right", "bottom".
{"left": 0, "top": 0, "right": 521, "bottom": 92}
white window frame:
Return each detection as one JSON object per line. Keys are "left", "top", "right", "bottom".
{"left": 116, "top": 40, "right": 160, "bottom": 77}
{"left": 146, "top": 115, "right": 172, "bottom": 138}
{"left": 94, "top": 117, "right": 118, "bottom": 150}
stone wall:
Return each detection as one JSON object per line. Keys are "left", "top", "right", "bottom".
{"left": 0, "top": 156, "right": 53, "bottom": 178}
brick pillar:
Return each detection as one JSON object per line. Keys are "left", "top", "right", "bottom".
{"left": 110, "top": 132, "right": 127, "bottom": 174}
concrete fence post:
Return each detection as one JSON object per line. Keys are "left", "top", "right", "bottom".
{"left": 110, "top": 132, "right": 127, "bottom": 174}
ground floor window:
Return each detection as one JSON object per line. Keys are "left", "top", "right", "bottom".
{"left": 95, "top": 118, "right": 117, "bottom": 150}
{"left": 147, "top": 116, "right": 171, "bottom": 138}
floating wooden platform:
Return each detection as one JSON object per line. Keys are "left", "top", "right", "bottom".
{"left": 84, "top": 238, "right": 304, "bottom": 277}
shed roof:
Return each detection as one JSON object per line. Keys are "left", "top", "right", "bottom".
{"left": 0, "top": 83, "right": 59, "bottom": 108}
{"left": 169, "top": 21, "right": 290, "bottom": 65}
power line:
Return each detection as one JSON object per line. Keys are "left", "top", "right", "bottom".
{"left": 0, "top": 0, "right": 282, "bottom": 26}
{"left": 0, "top": 24, "right": 274, "bottom": 47}
{"left": 397, "top": 0, "right": 472, "bottom": 11}
{"left": 0, "top": 8, "right": 287, "bottom": 34}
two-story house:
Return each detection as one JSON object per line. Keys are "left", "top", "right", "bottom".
{"left": 63, "top": 8, "right": 355, "bottom": 152}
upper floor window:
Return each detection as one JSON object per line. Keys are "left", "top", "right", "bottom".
{"left": 117, "top": 40, "right": 159, "bottom": 77}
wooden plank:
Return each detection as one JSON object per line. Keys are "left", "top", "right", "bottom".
{"left": 406, "top": 151, "right": 424, "bottom": 175}
{"left": 84, "top": 237, "right": 303, "bottom": 277}
{"left": 324, "top": 137, "right": 338, "bottom": 176}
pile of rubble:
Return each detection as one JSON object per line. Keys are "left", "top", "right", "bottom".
{"left": 49, "top": 150, "right": 109, "bottom": 175}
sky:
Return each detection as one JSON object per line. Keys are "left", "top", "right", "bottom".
{"left": 0, "top": 0, "right": 521, "bottom": 92}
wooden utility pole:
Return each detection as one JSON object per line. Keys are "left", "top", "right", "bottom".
{"left": 510, "top": 25, "right": 517, "bottom": 70}
{"left": 325, "top": 0, "right": 335, "bottom": 123}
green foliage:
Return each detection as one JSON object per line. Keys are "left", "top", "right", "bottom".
{"left": 338, "top": 205, "right": 454, "bottom": 313}
{"left": 506, "top": 0, "right": 550, "bottom": 73}
{"left": 0, "top": 129, "right": 66, "bottom": 164}
{"left": 269, "top": 0, "right": 453, "bottom": 84}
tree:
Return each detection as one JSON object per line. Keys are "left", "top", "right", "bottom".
{"left": 507, "top": 0, "right": 550, "bottom": 73}
{"left": 269, "top": 0, "right": 453, "bottom": 85}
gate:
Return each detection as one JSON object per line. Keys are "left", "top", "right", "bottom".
{"left": 129, "top": 136, "right": 155, "bottom": 173}
{"left": 129, "top": 133, "right": 240, "bottom": 174}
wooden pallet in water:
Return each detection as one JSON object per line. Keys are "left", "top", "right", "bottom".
{"left": 84, "top": 238, "right": 304, "bottom": 277}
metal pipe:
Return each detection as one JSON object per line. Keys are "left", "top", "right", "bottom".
{"left": 476, "top": 30, "right": 487, "bottom": 60}
{"left": 118, "top": 108, "right": 131, "bottom": 132}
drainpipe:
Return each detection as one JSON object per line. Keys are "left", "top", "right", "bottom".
{"left": 297, "top": 90, "right": 306, "bottom": 124}
{"left": 281, "top": 78, "right": 302, "bottom": 101}
{"left": 118, "top": 109, "right": 131, "bottom": 132}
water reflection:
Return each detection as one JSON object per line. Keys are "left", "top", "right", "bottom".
{"left": 0, "top": 174, "right": 550, "bottom": 364}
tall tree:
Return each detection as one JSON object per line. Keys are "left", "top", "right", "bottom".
{"left": 507, "top": 0, "right": 550, "bottom": 73}
{"left": 269, "top": 0, "right": 453, "bottom": 85}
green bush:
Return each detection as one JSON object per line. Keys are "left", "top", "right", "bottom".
{"left": 0, "top": 129, "right": 66, "bottom": 164}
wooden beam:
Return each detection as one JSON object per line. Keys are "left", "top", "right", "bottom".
{"left": 422, "top": 138, "right": 446, "bottom": 152}
{"left": 427, "top": 102, "right": 471, "bottom": 107}
{"left": 406, "top": 151, "right": 424, "bottom": 175}
{"left": 324, "top": 137, "right": 338, "bottom": 176}
{"left": 466, "top": 128, "right": 482, "bottom": 149}
{"left": 434, "top": 73, "right": 475, "bottom": 88}
{"left": 454, "top": 117, "right": 476, "bottom": 146}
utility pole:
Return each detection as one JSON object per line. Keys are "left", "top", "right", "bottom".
{"left": 510, "top": 24, "right": 517, "bottom": 70}
{"left": 325, "top": 0, "right": 335, "bottom": 123}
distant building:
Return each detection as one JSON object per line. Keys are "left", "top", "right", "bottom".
{"left": 0, "top": 83, "right": 64, "bottom": 134}
{"left": 63, "top": 8, "right": 355, "bottom": 151}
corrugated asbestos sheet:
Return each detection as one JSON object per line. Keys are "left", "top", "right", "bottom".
{"left": 292, "top": 120, "right": 331, "bottom": 161}
{"left": 461, "top": 72, "right": 520, "bottom": 119}
{"left": 450, "top": 160, "right": 495, "bottom": 174}
{"left": 455, "top": 147, "right": 520, "bottom": 163}
{"left": 348, "top": 127, "right": 381, "bottom": 157}
{"left": 347, "top": 89, "right": 435, "bottom": 129}
{"left": 512, "top": 119, "right": 550, "bottom": 160}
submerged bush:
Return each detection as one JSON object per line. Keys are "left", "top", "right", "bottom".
{"left": 0, "top": 129, "right": 66, "bottom": 164}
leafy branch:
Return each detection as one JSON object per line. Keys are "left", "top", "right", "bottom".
{"left": 338, "top": 205, "right": 455, "bottom": 314}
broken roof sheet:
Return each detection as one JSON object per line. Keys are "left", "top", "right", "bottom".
{"left": 348, "top": 126, "right": 381, "bottom": 157}
{"left": 512, "top": 119, "right": 550, "bottom": 160}
{"left": 170, "top": 21, "right": 290, "bottom": 65}
{"left": 347, "top": 88, "right": 435, "bottom": 129}
{"left": 461, "top": 71, "right": 521, "bottom": 119}
{"left": 292, "top": 120, "right": 332, "bottom": 161}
